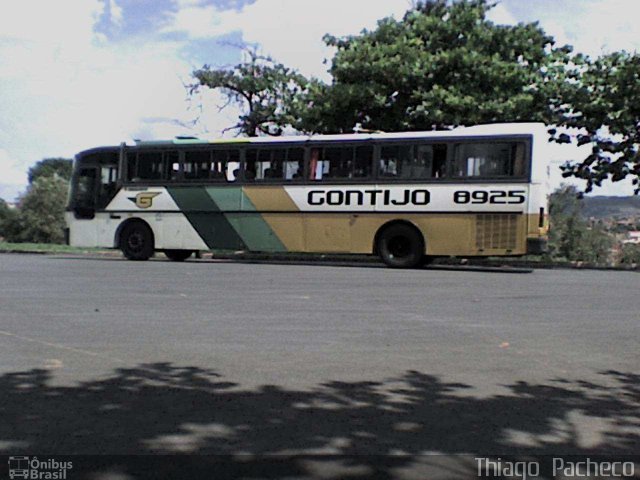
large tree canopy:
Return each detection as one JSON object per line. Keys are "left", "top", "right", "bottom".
{"left": 193, "top": 50, "right": 312, "bottom": 137}
{"left": 28, "top": 158, "right": 73, "bottom": 184}
{"left": 550, "top": 51, "right": 640, "bottom": 193}
{"left": 192, "top": 0, "right": 640, "bottom": 192}
{"left": 299, "top": 0, "right": 572, "bottom": 133}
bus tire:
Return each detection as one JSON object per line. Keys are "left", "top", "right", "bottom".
{"left": 164, "top": 250, "right": 193, "bottom": 262}
{"left": 120, "top": 221, "right": 154, "bottom": 261}
{"left": 377, "top": 223, "right": 425, "bottom": 269}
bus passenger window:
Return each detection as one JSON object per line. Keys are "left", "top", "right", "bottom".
{"left": 284, "top": 148, "right": 304, "bottom": 181}
{"left": 380, "top": 144, "right": 446, "bottom": 180}
{"left": 309, "top": 148, "right": 321, "bottom": 180}
{"left": 208, "top": 149, "right": 240, "bottom": 182}
{"left": 245, "top": 149, "right": 289, "bottom": 182}
{"left": 184, "top": 150, "right": 210, "bottom": 180}
{"left": 225, "top": 149, "right": 240, "bottom": 182}
{"left": 354, "top": 146, "right": 373, "bottom": 178}
{"left": 453, "top": 143, "right": 523, "bottom": 178}
{"left": 323, "top": 147, "right": 353, "bottom": 179}
{"left": 380, "top": 145, "right": 410, "bottom": 177}
{"left": 265, "top": 149, "right": 286, "bottom": 180}
{"left": 126, "top": 153, "right": 137, "bottom": 181}
{"left": 432, "top": 144, "right": 448, "bottom": 178}
{"left": 244, "top": 150, "right": 259, "bottom": 181}
{"left": 166, "top": 151, "right": 180, "bottom": 181}
{"left": 136, "top": 152, "right": 165, "bottom": 180}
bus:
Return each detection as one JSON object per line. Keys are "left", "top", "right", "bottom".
{"left": 65, "top": 123, "right": 550, "bottom": 268}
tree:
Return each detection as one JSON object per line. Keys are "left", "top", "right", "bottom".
{"left": 548, "top": 185, "right": 613, "bottom": 264}
{"left": 28, "top": 158, "right": 73, "bottom": 184}
{"left": 299, "top": 0, "right": 575, "bottom": 133}
{"left": 192, "top": 50, "right": 313, "bottom": 137}
{"left": 550, "top": 52, "right": 640, "bottom": 193}
{"left": 4, "top": 176, "right": 68, "bottom": 244}
{"left": 192, "top": 0, "right": 638, "bottom": 193}
{"left": 619, "top": 243, "right": 640, "bottom": 266}
{"left": 0, "top": 198, "right": 17, "bottom": 240}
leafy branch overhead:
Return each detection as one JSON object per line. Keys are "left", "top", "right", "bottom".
{"left": 192, "top": 51, "right": 314, "bottom": 137}
{"left": 192, "top": 0, "right": 640, "bottom": 193}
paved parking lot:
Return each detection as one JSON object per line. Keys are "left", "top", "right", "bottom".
{"left": 0, "top": 253, "right": 638, "bottom": 476}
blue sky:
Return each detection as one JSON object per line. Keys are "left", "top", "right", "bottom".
{"left": 1, "top": 0, "right": 639, "bottom": 200}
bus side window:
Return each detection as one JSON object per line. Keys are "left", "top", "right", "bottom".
{"left": 432, "top": 144, "right": 448, "bottom": 178}
{"left": 211, "top": 149, "right": 227, "bottom": 181}
{"left": 453, "top": 143, "right": 521, "bottom": 178}
{"left": 354, "top": 146, "right": 373, "bottom": 178}
{"left": 126, "top": 153, "right": 137, "bottom": 181}
{"left": 166, "top": 151, "right": 180, "bottom": 181}
{"left": 309, "top": 148, "right": 321, "bottom": 180}
{"left": 226, "top": 149, "right": 240, "bottom": 182}
{"left": 136, "top": 152, "right": 165, "bottom": 180}
{"left": 323, "top": 146, "right": 353, "bottom": 179}
{"left": 512, "top": 143, "right": 526, "bottom": 176}
{"left": 284, "top": 148, "right": 304, "bottom": 181}
{"left": 183, "top": 150, "right": 210, "bottom": 180}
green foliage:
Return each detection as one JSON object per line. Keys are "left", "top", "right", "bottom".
{"left": 619, "top": 243, "right": 640, "bottom": 265}
{"left": 28, "top": 158, "right": 73, "bottom": 184}
{"left": 4, "top": 176, "right": 69, "bottom": 244}
{"left": 192, "top": 50, "right": 313, "bottom": 137}
{"left": 551, "top": 51, "right": 640, "bottom": 193}
{"left": 0, "top": 198, "right": 17, "bottom": 240}
{"left": 548, "top": 185, "right": 613, "bottom": 264}
{"left": 193, "top": 0, "right": 640, "bottom": 191}
{"left": 298, "top": 0, "right": 573, "bottom": 133}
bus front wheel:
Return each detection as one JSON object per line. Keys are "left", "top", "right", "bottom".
{"left": 120, "top": 222, "right": 154, "bottom": 261}
{"left": 164, "top": 250, "right": 193, "bottom": 262}
{"left": 377, "top": 224, "right": 425, "bottom": 268}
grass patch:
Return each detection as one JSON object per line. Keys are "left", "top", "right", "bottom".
{"left": 0, "top": 242, "right": 108, "bottom": 254}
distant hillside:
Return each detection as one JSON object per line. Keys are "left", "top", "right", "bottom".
{"left": 582, "top": 196, "right": 640, "bottom": 218}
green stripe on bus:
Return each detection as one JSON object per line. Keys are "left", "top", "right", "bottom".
{"left": 205, "top": 186, "right": 286, "bottom": 251}
{"left": 167, "top": 187, "right": 245, "bottom": 250}
{"left": 232, "top": 192, "right": 286, "bottom": 252}
{"left": 205, "top": 187, "right": 243, "bottom": 211}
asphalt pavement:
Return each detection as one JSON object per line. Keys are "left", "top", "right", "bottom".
{"left": 0, "top": 253, "right": 638, "bottom": 477}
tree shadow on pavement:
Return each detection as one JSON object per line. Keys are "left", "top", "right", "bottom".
{"left": 0, "top": 364, "right": 638, "bottom": 479}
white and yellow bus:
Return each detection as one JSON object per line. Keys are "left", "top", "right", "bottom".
{"left": 65, "top": 123, "right": 550, "bottom": 268}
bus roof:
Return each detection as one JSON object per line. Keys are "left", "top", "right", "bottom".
{"left": 133, "top": 122, "right": 546, "bottom": 147}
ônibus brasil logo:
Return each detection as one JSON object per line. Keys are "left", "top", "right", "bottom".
{"left": 8, "top": 456, "right": 72, "bottom": 479}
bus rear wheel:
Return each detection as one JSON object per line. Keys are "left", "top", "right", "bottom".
{"left": 120, "top": 222, "right": 154, "bottom": 261}
{"left": 164, "top": 250, "right": 193, "bottom": 262}
{"left": 377, "top": 224, "right": 425, "bottom": 269}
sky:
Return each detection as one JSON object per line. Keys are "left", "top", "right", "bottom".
{"left": 1, "top": 0, "right": 639, "bottom": 201}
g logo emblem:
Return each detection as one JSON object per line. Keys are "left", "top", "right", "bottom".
{"left": 128, "top": 192, "right": 160, "bottom": 209}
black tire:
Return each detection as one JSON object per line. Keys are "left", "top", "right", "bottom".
{"left": 120, "top": 222, "right": 154, "bottom": 261}
{"left": 377, "top": 223, "right": 425, "bottom": 268}
{"left": 164, "top": 250, "right": 193, "bottom": 262}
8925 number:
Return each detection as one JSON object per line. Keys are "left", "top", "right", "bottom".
{"left": 454, "top": 190, "right": 526, "bottom": 204}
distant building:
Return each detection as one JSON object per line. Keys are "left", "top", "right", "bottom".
{"left": 623, "top": 231, "right": 640, "bottom": 244}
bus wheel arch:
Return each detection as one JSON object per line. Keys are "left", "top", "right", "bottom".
{"left": 374, "top": 220, "right": 426, "bottom": 269}
{"left": 116, "top": 218, "right": 155, "bottom": 261}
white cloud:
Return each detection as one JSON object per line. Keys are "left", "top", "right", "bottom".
{"left": 164, "top": 0, "right": 411, "bottom": 80}
{"left": 567, "top": 0, "right": 640, "bottom": 57}
{"left": 0, "top": 149, "right": 27, "bottom": 185}
{"left": 0, "top": 0, "right": 237, "bottom": 194}
{"left": 486, "top": 3, "right": 518, "bottom": 25}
